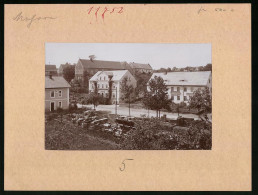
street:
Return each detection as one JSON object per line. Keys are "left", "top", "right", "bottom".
{"left": 77, "top": 104, "right": 199, "bottom": 120}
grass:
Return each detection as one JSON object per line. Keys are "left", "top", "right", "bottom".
{"left": 45, "top": 112, "right": 120, "bottom": 150}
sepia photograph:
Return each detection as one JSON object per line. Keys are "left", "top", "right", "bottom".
{"left": 45, "top": 43, "right": 212, "bottom": 150}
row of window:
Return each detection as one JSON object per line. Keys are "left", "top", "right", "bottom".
{"left": 50, "top": 90, "right": 62, "bottom": 98}
{"left": 171, "top": 87, "right": 194, "bottom": 92}
{"left": 171, "top": 95, "right": 188, "bottom": 101}
{"left": 98, "top": 93, "right": 116, "bottom": 98}
{"left": 92, "top": 83, "right": 117, "bottom": 89}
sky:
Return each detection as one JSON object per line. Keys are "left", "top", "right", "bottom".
{"left": 45, "top": 43, "right": 211, "bottom": 69}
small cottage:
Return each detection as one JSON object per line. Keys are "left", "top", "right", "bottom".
{"left": 45, "top": 75, "right": 71, "bottom": 112}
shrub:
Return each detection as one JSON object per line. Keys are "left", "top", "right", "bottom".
{"left": 120, "top": 118, "right": 212, "bottom": 150}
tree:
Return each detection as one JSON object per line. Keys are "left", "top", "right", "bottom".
{"left": 85, "top": 81, "right": 100, "bottom": 109}
{"left": 120, "top": 77, "right": 134, "bottom": 116}
{"left": 203, "top": 63, "right": 212, "bottom": 71}
{"left": 188, "top": 87, "right": 212, "bottom": 116}
{"left": 63, "top": 65, "right": 75, "bottom": 83}
{"left": 143, "top": 76, "right": 170, "bottom": 118}
{"left": 108, "top": 74, "right": 114, "bottom": 105}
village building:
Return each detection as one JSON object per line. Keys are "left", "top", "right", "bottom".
{"left": 75, "top": 59, "right": 133, "bottom": 89}
{"left": 89, "top": 70, "right": 137, "bottom": 104}
{"left": 129, "top": 62, "right": 153, "bottom": 74}
{"left": 147, "top": 71, "right": 212, "bottom": 105}
{"left": 45, "top": 65, "right": 58, "bottom": 76}
{"left": 45, "top": 75, "right": 71, "bottom": 112}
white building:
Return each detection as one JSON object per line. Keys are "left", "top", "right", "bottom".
{"left": 89, "top": 70, "right": 137, "bottom": 104}
{"left": 147, "top": 71, "right": 212, "bottom": 105}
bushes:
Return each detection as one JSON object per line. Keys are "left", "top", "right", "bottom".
{"left": 120, "top": 118, "right": 212, "bottom": 150}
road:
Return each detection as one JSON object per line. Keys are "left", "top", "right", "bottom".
{"left": 77, "top": 104, "right": 199, "bottom": 120}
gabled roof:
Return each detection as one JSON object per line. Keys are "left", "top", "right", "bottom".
{"left": 45, "top": 76, "right": 71, "bottom": 89}
{"left": 78, "top": 59, "right": 128, "bottom": 70}
{"left": 45, "top": 65, "right": 57, "bottom": 71}
{"left": 149, "top": 71, "right": 211, "bottom": 86}
{"left": 129, "top": 62, "right": 152, "bottom": 70}
{"left": 90, "top": 70, "right": 129, "bottom": 81}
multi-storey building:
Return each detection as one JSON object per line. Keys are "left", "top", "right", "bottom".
{"left": 89, "top": 70, "right": 137, "bottom": 104}
{"left": 147, "top": 71, "right": 212, "bottom": 105}
{"left": 45, "top": 75, "right": 71, "bottom": 112}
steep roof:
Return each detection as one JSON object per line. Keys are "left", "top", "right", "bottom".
{"left": 149, "top": 71, "right": 211, "bottom": 86}
{"left": 90, "top": 70, "right": 129, "bottom": 81}
{"left": 78, "top": 59, "right": 128, "bottom": 70}
{"left": 45, "top": 65, "right": 57, "bottom": 71}
{"left": 129, "top": 62, "right": 152, "bottom": 70}
{"left": 45, "top": 76, "right": 71, "bottom": 89}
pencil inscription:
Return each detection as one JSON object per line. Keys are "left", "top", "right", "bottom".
{"left": 119, "top": 159, "right": 134, "bottom": 171}
{"left": 198, "top": 7, "right": 234, "bottom": 14}
{"left": 13, "top": 12, "right": 57, "bottom": 28}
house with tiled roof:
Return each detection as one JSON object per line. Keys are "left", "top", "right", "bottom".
{"left": 89, "top": 70, "right": 137, "bottom": 104}
{"left": 45, "top": 65, "right": 58, "bottom": 76}
{"left": 129, "top": 62, "right": 153, "bottom": 74}
{"left": 147, "top": 71, "right": 212, "bottom": 105}
{"left": 45, "top": 75, "right": 71, "bottom": 112}
{"left": 75, "top": 58, "right": 133, "bottom": 89}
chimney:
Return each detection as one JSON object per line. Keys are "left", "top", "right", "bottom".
{"left": 49, "top": 73, "right": 52, "bottom": 79}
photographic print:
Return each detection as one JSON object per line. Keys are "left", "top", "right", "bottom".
{"left": 45, "top": 43, "right": 212, "bottom": 150}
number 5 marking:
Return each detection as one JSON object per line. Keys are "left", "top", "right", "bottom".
{"left": 119, "top": 159, "right": 134, "bottom": 171}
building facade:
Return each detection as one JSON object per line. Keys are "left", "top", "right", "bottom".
{"left": 75, "top": 59, "right": 133, "bottom": 89}
{"left": 45, "top": 75, "right": 71, "bottom": 112}
{"left": 129, "top": 62, "right": 153, "bottom": 74}
{"left": 147, "top": 71, "right": 212, "bottom": 105}
{"left": 45, "top": 65, "right": 58, "bottom": 76}
{"left": 89, "top": 70, "right": 137, "bottom": 104}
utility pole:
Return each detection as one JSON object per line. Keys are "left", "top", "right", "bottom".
{"left": 115, "top": 87, "right": 117, "bottom": 116}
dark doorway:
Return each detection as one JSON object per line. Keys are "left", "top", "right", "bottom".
{"left": 50, "top": 102, "right": 55, "bottom": 112}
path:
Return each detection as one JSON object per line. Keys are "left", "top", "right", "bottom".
{"left": 77, "top": 104, "right": 199, "bottom": 120}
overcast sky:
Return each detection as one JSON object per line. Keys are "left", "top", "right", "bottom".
{"left": 45, "top": 43, "right": 211, "bottom": 69}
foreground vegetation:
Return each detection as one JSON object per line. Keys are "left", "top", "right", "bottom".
{"left": 45, "top": 107, "right": 211, "bottom": 150}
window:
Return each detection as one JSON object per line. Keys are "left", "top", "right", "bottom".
{"left": 50, "top": 91, "right": 55, "bottom": 98}
{"left": 104, "top": 77, "right": 106, "bottom": 80}
{"left": 177, "top": 87, "right": 180, "bottom": 92}
{"left": 184, "top": 96, "right": 187, "bottom": 101}
{"left": 58, "top": 101, "right": 62, "bottom": 108}
{"left": 171, "top": 96, "right": 174, "bottom": 100}
{"left": 58, "top": 90, "right": 62, "bottom": 97}
{"left": 209, "top": 79, "right": 210, "bottom": 83}
{"left": 191, "top": 87, "right": 194, "bottom": 92}
{"left": 171, "top": 87, "right": 174, "bottom": 92}
{"left": 106, "top": 84, "right": 108, "bottom": 88}
{"left": 97, "top": 84, "right": 99, "bottom": 88}
{"left": 100, "top": 77, "right": 102, "bottom": 80}
{"left": 102, "top": 84, "right": 104, "bottom": 88}
{"left": 177, "top": 96, "right": 180, "bottom": 100}
{"left": 184, "top": 87, "right": 187, "bottom": 92}
{"left": 113, "top": 93, "right": 115, "bottom": 98}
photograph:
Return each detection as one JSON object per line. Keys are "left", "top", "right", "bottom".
{"left": 45, "top": 43, "right": 212, "bottom": 150}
